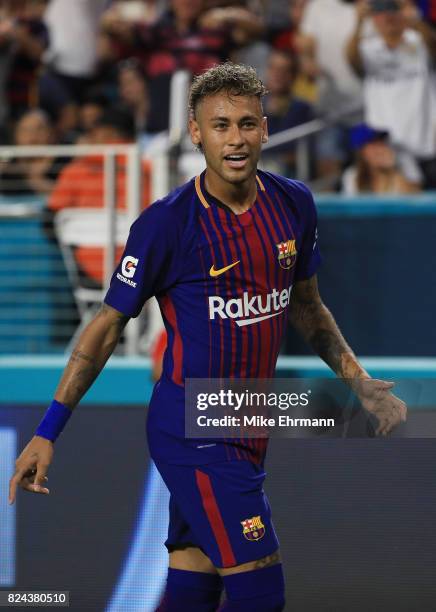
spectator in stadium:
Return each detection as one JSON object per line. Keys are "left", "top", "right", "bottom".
{"left": 48, "top": 106, "right": 151, "bottom": 286}
{"left": 299, "top": 0, "right": 363, "bottom": 110}
{"left": 266, "top": 0, "right": 308, "bottom": 57}
{"left": 74, "top": 92, "right": 108, "bottom": 144}
{"left": 346, "top": 0, "right": 436, "bottom": 188}
{"left": 0, "top": 0, "right": 49, "bottom": 128}
{"left": 263, "top": 0, "right": 340, "bottom": 112}
{"left": 341, "top": 123, "right": 422, "bottom": 194}
{"left": 0, "top": 108, "right": 66, "bottom": 195}
{"left": 266, "top": 0, "right": 317, "bottom": 105}
{"left": 38, "top": 0, "right": 108, "bottom": 140}
{"left": 117, "top": 58, "right": 150, "bottom": 136}
{"left": 292, "top": 0, "right": 365, "bottom": 184}
{"left": 261, "top": 49, "right": 314, "bottom": 175}
{"left": 102, "top": 0, "right": 263, "bottom": 132}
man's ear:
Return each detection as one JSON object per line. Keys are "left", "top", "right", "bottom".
{"left": 188, "top": 115, "right": 201, "bottom": 147}
{"left": 261, "top": 116, "right": 269, "bottom": 144}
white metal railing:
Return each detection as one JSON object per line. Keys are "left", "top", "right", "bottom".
{"left": 0, "top": 143, "right": 168, "bottom": 356}
{"left": 261, "top": 103, "right": 363, "bottom": 184}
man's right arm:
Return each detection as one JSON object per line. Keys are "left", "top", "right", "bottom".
{"left": 55, "top": 304, "right": 129, "bottom": 408}
{"left": 8, "top": 304, "right": 129, "bottom": 504}
{"left": 346, "top": 1, "right": 369, "bottom": 77}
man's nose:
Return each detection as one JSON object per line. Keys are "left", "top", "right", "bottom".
{"left": 227, "top": 124, "right": 244, "bottom": 146}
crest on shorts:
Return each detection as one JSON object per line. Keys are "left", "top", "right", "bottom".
{"left": 241, "top": 515, "right": 265, "bottom": 541}
{"left": 276, "top": 239, "right": 297, "bottom": 270}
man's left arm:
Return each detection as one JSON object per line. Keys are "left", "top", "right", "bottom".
{"left": 403, "top": 1, "right": 436, "bottom": 59}
{"left": 288, "top": 274, "right": 407, "bottom": 435}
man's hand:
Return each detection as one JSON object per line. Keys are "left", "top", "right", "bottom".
{"left": 9, "top": 436, "right": 53, "bottom": 505}
{"left": 356, "top": 0, "right": 371, "bottom": 22}
{"left": 401, "top": 1, "right": 421, "bottom": 28}
{"left": 354, "top": 379, "right": 407, "bottom": 436}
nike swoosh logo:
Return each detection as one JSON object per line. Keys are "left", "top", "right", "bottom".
{"left": 209, "top": 260, "right": 240, "bottom": 277}
{"left": 235, "top": 311, "right": 283, "bottom": 326}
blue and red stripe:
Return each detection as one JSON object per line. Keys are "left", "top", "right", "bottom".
{"left": 195, "top": 469, "right": 236, "bottom": 568}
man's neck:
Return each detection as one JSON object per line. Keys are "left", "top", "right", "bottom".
{"left": 382, "top": 32, "right": 404, "bottom": 49}
{"left": 204, "top": 169, "right": 258, "bottom": 214}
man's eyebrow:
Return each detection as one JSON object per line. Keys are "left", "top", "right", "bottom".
{"left": 209, "top": 116, "right": 230, "bottom": 123}
{"left": 239, "top": 115, "right": 259, "bottom": 122}
{"left": 208, "top": 114, "right": 260, "bottom": 123}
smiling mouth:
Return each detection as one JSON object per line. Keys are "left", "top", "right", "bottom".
{"left": 223, "top": 154, "right": 249, "bottom": 168}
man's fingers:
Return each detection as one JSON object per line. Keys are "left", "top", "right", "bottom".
{"left": 376, "top": 422, "right": 391, "bottom": 436}
{"left": 8, "top": 469, "right": 25, "bottom": 505}
{"left": 28, "top": 484, "right": 50, "bottom": 495}
{"left": 375, "top": 419, "right": 388, "bottom": 435}
{"left": 20, "top": 481, "right": 50, "bottom": 495}
{"left": 376, "top": 409, "right": 405, "bottom": 435}
{"left": 33, "top": 464, "right": 50, "bottom": 492}
{"left": 376, "top": 380, "right": 395, "bottom": 391}
{"left": 399, "top": 403, "right": 407, "bottom": 421}
{"left": 9, "top": 467, "right": 50, "bottom": 503}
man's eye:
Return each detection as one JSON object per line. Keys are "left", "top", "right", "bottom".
{"left": 243, "top": 122, "right": 256, "bottom": 128}
{"left": 214, "top": 123, "right": 227, "bottom": 129}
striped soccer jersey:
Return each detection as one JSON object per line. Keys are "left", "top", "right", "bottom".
{"left": 104, "top": 169, "right": 321, "bottom": 464}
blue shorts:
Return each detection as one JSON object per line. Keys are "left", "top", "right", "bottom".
{"left": 154, "top": 459, "right": 280, "bottom": 568}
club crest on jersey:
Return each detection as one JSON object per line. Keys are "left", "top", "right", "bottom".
{"left": 276, "top": 239, "right": 297, "bottom": 270}
{"left": 241, "top": 516, "right": 265, "bottom": 541}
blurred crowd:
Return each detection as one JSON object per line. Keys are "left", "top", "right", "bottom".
{"left": 0, "top": 0, "right": 435, "bottom": 194}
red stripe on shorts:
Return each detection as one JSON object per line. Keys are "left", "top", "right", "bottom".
{"left": 195, "top": 469, "right": 236, "bottom": 568}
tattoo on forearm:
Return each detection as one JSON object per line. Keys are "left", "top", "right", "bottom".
{"left": 290, "top": 277, "right": 367, "bottom": 379}
{"left": 70, "top": 349, "right": 96, "bottom": 365}
{"left": 71, "top": 365, "right": 99, "bottom": 397}
{"left": 310, "top": 328, "right": 345, "bottom": 374}
{"left": 57, "top": 305, "right": 128, "bottom": 408}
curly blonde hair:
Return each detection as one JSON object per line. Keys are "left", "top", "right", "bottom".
{"left": 189, "top": 62, "right": 267, "bottom": 117}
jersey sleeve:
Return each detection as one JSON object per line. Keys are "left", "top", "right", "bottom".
{"left": 104, "top": 202, "right": 182, "bottom": 318}
{"left": 293, "top": 181, "right": 322, "bottom": 281}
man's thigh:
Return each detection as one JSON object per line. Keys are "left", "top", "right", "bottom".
{"left": 155, "top": 459, "right": 280, "bottom": 569}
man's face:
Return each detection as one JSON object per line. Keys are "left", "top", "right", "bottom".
{"left": 372, "top": 8, "right": 404, "bottom": 38}
{"left": 189, "top": 93, "right": 268, "bottom": 186}
{"left": 266, "top": 51, "right": 295, "bottom": 96}
{"left": 119, "top": 68, "right": 147, "bottom": 106}
{"left": 15, "top": 112, "right": 52, "bottom": 146}
{"left": 79, "top": 104, "right": 104, "bottom": 133}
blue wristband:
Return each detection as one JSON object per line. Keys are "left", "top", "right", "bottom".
{"left": 35, "top": 400, "right": 72, "bottom": 442}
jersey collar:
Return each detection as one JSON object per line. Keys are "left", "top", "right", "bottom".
{"left": 195, "top": 170, "right": 265, "bottom": 211}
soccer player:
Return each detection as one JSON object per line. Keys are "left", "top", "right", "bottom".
{"left": 9, "top": 63, "right": 406, "bottom": 612}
